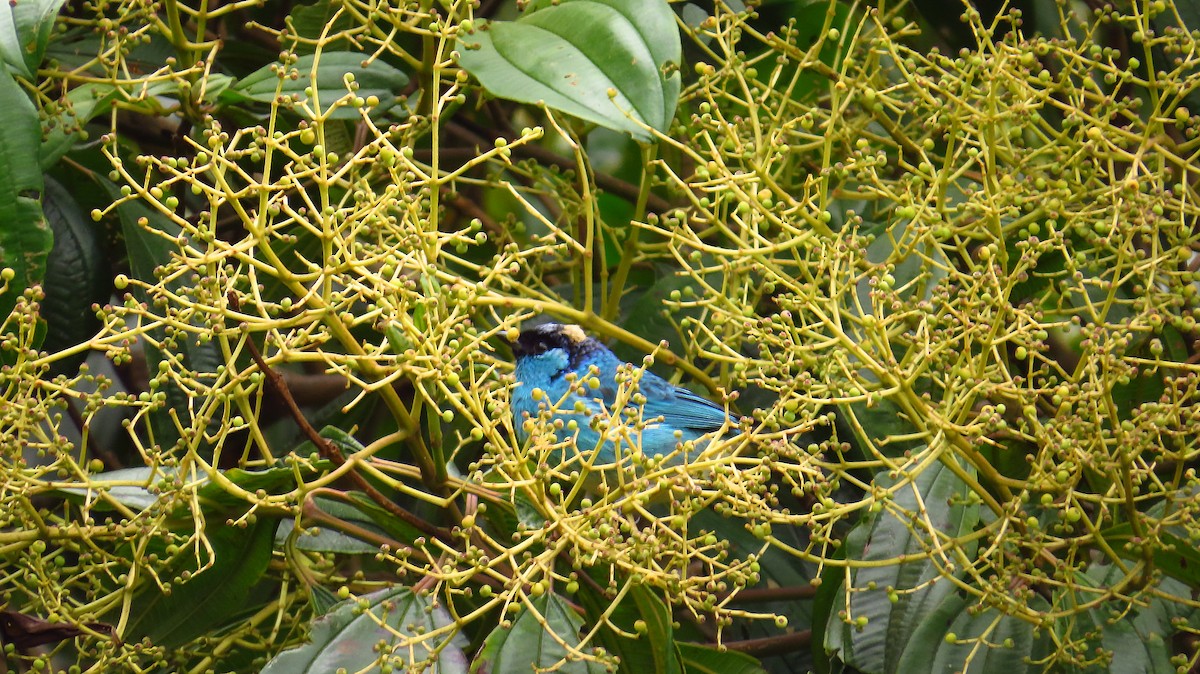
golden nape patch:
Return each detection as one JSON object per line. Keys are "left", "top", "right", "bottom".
{"left": 561, "top": 325, "right": 588, "bottom": 343}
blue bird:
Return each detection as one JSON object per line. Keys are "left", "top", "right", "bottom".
{"left": 511, "top": 323, "right": 734, "bottom": 468}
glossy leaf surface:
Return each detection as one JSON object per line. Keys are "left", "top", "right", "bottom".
{"left": 224, "top": 52, "right": 409, "bottom": 119}
{"left": 826, "top": 459, "right": 981, "bottom": 673}
{"left": 0, "top": 70, "right": 48, "bottom": 333}
{"left": 260, "top": 586, "right": 469, "bottom": 674}
{"left": 472, "top": 593, "right": 604, "bottom": 674}
{"left": 456, "top": 0, "right": 680, "bottom": 141}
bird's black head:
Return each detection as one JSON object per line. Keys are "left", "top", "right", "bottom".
{"left": 512, "top": 323, "right": 603, "bottom": 368}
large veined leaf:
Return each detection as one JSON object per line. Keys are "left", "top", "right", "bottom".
{"left": 577, "top": 579, "right": 680, "bottom": 674}
{"left": 40, "top": 175, "right": 106, "bottom": 374}
{"left": 260, "top": 586, "right": 469, "bottom": 674}
{"left": 1058, "top": 564, "right": 1198, "bottom": 674}
{"left": 0, "top": 0, "right": 68, "bottom": 77}
{"left": 892, "top": 591, "right": 1046, "bottom": 674}
{"left": 275, "top": 495, "right": 391, "bottom": 555}
{"left": 223, "top": 51, "right": 409, "bottom": 120}
{"left": 1097, "top": 484, "right": 1200, "bottom": 588}
{"left": 455, "top": 0, "right": 681, "bottom": 141}
{"left": 123, "top": 518, "right": 279, "bottom": 648}
{"left": 825, "top": 457, "right": 982, "bottom": 674}
{"left": 471, "top": 593, "right": 605, "bottom": 674}
{"left": 57, "top": 462, "right": 329, "bottom": 513}
{"left": 0, "top": 6, "right": 23, "bottom": 76}
{"left": 41, "top": 80, "right": 177, "bottom": 168}
{"left": 57, "top": 466, "right": 176, "bottom": 511}
{"left": 0, "top": 70, "right": 49, "bottom": 339}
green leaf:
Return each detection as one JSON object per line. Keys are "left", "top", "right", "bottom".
{"left": 1053, "top": 564, "right": 1200, "bottom": 674}
{"left": 341, "top": 492, "right": 429, "bottom": 545}
{"left": 276, "top": 496, "right": 393, "bottom": 554}
{"left": 810, "top": 543, "right": 848, "bottom": 674}
{"left": 677, "top": 643, "right": 767, "bottom": 674}
{"left": 40, "top": 175, "right": 106, "bottom": 374}
{"left": 1097, "top": 512, "right": 1200, "bottom": 589}
{"left": 836, "top": 395, "right": 925, "bottom": 460}
{"left": 578, "top": 579, "right": 680, "bottom": 674}
{"left": 286, "top": 0, "right": 360, "bottom": 55}
{"left": 456, "top": 0, "right": 681, "bottom": 141}
{"left": 57, "top": 466, "right": 176, "bottom": 511}
{"left": 746, "top": 0, "right": 855, "bottom": 103}
{"left": 41, "top": 80, "right": 176, "bottom": 167}
{"left": 0, "top": 69, "right": 49, "bottom": 336}
{"left": 58, "top": 463, "right": 327, "bottom": 513}
{"left": 260, "top": 586, "right": 469, "bottom": 674}
{"left": 471, "top": 593, "right": 605, "bottom": 674}
{"left": 308, "top": 584, "right": 339, "bottom": 615}
{"left": 294, "top": 425, "right": 366, "bottom": 456}
{"left": 0, "top": 1, "right": 30, "bottom": 77}
{"left": 195, "top": 462, "right": 332, "bottom": 507}
{"left": 1153, "top": 0, "right": 1200, "bottom": 116}
{"left": 223, "top": 52, "right": 409, "bottom": 120}
{"left": 4, "top": 0, "right": 68, "bottom": 75}
{"left": 826, "top": 458, "right": 981, "bottom": 674}
{"left": 892, "top": 591, "right": 1046, "bottom": 674}
{"left": 123, "top": 517, "right": 279, "bottom": 648}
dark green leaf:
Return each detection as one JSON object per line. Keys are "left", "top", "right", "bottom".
{"left": 286, "top": 0, "right": 360, "bottom": 55}
{"left": 39, "top": 175, "right": 107, "bottom": 374}
{"left": 276, "top": 496, "right": 392, "bottom": 554}
{"left": 893, "top": 591, "right": 1046, "bottom": 674}
{"left": 341, "top": 492, "right": 429, "bottom": 545}
{"left": 471, "top": 593, "right": 605, "bottom": 674}
{"left": 836, "top": 396, "right": 925, "bottom": 460}
{"left": 260, "top": 586, "right": 469, "bottom": 673}
{"left": 1146, "top": 531, "right": 1200, "bottom": 587}
{"left": 1056, "top": 563, "right": 1200, "bottom": 674}
{"left": 5, "top": 0, "right": 68, "bottom": 75}
{"left": 1097, "top": 519, "right": 1200, "bottom": 589}
{"left": 223, "top": 52, "right": 409, "bottom": 119}
{"left": 578, "top": 578, "right": 680, "bottom": 674}
{"left": 41, "top": 80, "right": 176, "bottom": 168}
{"left": 57, "top": 466, "right": 173, "bottom": 511}
{"left": 809, "top": 544, "right": 848, "bottom": 674}
{"left": 308, "top": 584, "right": 339, "bottom": 615}
{"left": 677, "top": 642, "right": 767, "bottom": 674}
{"left": 195, "top": 462, "right": 331, "bottom": 508}
{"left": 751, "top": 0, "right": 855, "bottom": 103}
{"left": 826, "top": 458, "right": 981, "bottom": 674}
{"left": 456, "top": 0, "right": 681, "bottom": 141}
{"left": 0, "top": 69, "right": 49, "bottom": 336}
{"left": 123, "top": 518, "right": 279, "bottom": 648}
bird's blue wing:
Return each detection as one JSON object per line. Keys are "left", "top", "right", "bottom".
{"left": 631, "top": 370, "right": 731, "bottom": 431}
{"left": 577, "top": 350, "right": 730, "bottom": 431}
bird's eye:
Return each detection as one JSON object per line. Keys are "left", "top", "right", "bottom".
{"left": 517, "top": 331, "right": 561, "bottom": 356}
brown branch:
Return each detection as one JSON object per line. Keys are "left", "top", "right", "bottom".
{"left": 717, "top": 584, "right": 819, "bottom": 604}
{"left": 228, "top": 292, "right": 454, "bottom": 545}
{"left": 722, "top": 630, "right": 812, "bottom": 658}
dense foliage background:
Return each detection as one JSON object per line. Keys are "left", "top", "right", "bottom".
{"left": 1, "top": 0, "right": 1199, "bottom": 671}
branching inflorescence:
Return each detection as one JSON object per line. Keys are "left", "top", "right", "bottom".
{"left": 2, "top": 0, "right": 1199, "bottom": 670}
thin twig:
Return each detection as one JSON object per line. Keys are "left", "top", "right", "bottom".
{"left": 229, "top": 292, "right": 454, "bottom": 545}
